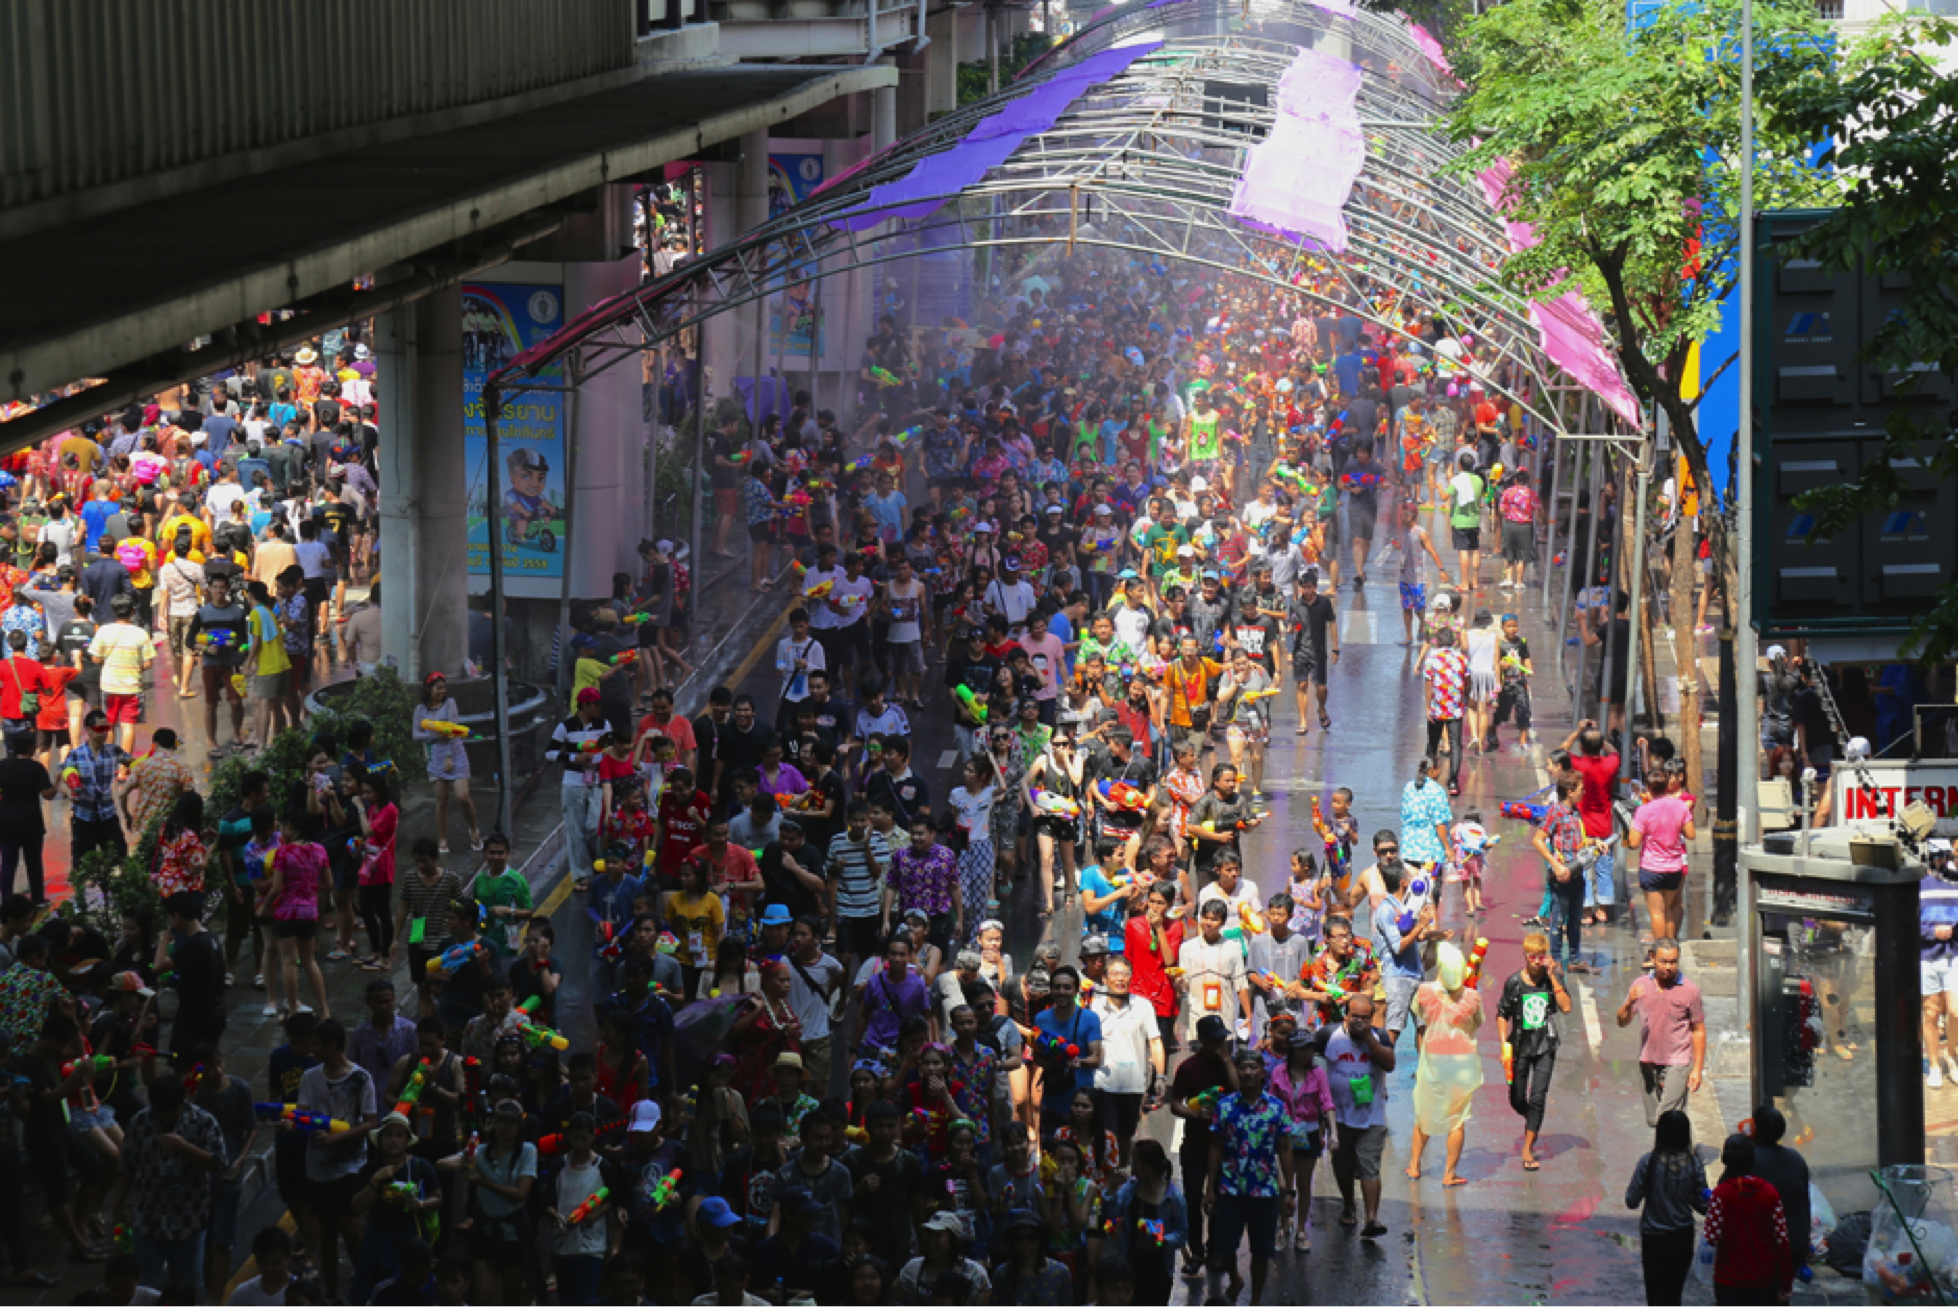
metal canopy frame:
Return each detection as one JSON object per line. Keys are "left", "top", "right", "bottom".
{"left": 488, "top": 0, "right": 1633, "bottom": 438}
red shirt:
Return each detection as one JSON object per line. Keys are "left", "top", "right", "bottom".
{"left": 655, "top": 789, "right": 710, "bottom": 879}
{"left": 1570, "top": 754, "right": 1620, "bottom": 839}
{"left": 1125, "top": 914, "right": 1186, "bottom": 1018}
{"left": 0, "top": 656, "right": 43, "bottom": 721}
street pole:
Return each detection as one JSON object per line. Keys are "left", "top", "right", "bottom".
{"left": 481, "top": 385, "right": 516, "bottom": 838}
{"left": 1571, "top": 439, "right": 1604, "bottom": 707}
{"left": 1734, "top": 0, "right": 1759, "bottom": 1002}
{"left": 1540, "top": 430, "right": 1566, "bottom": 605}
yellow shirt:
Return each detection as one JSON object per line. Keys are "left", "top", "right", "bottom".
{"left": 664, "top": 890, "right": 724, "bottom": 968}
{"left": 571, "top": 658, "right": 608, "bottom": 713}
{"left": 121, "top": 537, "right": 157, "bottom": 590}
{"left": 159, "top": 512, "right": 211, "bottom": 557}
{"left": 250, "top": 605, "right": 291, "bottom": 676}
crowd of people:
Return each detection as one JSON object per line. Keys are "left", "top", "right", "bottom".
{"left": 0, "top": 178, "right": 1934, "bottom": 1307}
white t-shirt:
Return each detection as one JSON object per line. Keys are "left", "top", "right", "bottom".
{"left": 883, "top": 578, "right": 925, "bottom": 644}
{"left": 1091, "top": 993, "right": 1159, "bottom": 1094}
{"left": 784, "top": 950, "right": 844, "bottom": 1040}
{"left": 294, "top": 539, "right": 333, "bottom": 581}
{"left": 984, "top": 579, "right": 1035, "bottom": 629}
{"left": 948, "top": 785, "right": 996, "bottom": 845}
{"left": 829, "top": 574, "right": 875, "bottom": 629}
{"left": 551, "top": 1155, "right": 610, "bottom": 1258}
{"left": 205, "top": 481, "right": 246, "bottom": 523}
{"left": 226, "top": 1273, "right": 291, "bottom": 1305}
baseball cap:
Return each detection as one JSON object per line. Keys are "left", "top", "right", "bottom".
{"left": 696, "top": 1197, "right": 743, "bottom": 1229}
{"left": 109, "top": 971, "right": 154, "bottom": 999}
{"left": 628, "top": 1100, "right": 663, "bottom": 1133}
{"left": 1196, "top": 1015, "right": 1230, "bottom": 1043}
{"left": 924, "top": 1211, "right": 965, "bottom": 1234}
{"left": 1080, "top": 936, "right": 1109, "bottom": 957}
{"left": 576, "top": 687, "right": 601, "bottom": 705}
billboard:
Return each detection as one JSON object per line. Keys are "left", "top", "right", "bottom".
{"left": 770, "top": 154, "right": 826, "bottom": 359}
{"left": 461, "top": 282, "right": 568, "bottom": 579}
{"left": 1832, "top": 759, "right": 1959, "bottom": 830}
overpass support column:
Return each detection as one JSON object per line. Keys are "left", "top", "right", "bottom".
{"left": 377, "top": 283, "right": 470, "bottom": 681}
{"left": 874, "top": 59, "right": 898, "bottom": 151}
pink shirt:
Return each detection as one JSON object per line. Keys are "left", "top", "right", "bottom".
{"left": 1633, "top": 794, "right": 1693, "bottom": 875}
{"left": 1633, "top": 974, "right": 1704, "bottom": 1066}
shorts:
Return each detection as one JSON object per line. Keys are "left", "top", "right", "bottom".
{"left": 273, "top": 917, "right": 320, "bottom": 940}
{"left": 1210, "top": 1193, "right": 1281, "bottom": 1265}
{"left": 1450, "top": 525, "right": 1481, "bottom": 552}
{"left": 37, "top": 727, "right": 69, "bottom": 750}
{"left": 1334, "top": 1122, "right": 1388, "bottom": 1181}
{"left": 886, "top": 640, "right": 925, "bottom": 675}
{"left": 202, "top": 663, "right": 245, "bottom": 702}
{"left": 1382, "top": 974, "right": 1419, "bottom": 1036}
{"left": 837, "top": 913, "right": 881, "bottom": 961}
{"left": 68, "top": 677, "right": 100, "bottom": 706}
{"left": 1350, "top": 510, "right": 1377, "bottom": 544}
{"left": 1921, "top": 955, "right": 1958, "bottom": 996}
{"left": 209, "top": 1183, "right": 243, "bottom": 1250}
{"left": 714, "top": 487, "right": 740, "bottom": 517}
{"left": 102, "top": 691, "right": 143, "bottom": 725}
{"left": 309, "top": 1171, "right": 365, "bottom": 1218}
{"left": 167, "top": 614, "right": 195, "bottom": 660}
{"left": 747, "top": 521, "right": 775, "bottom": 544}
{"left": 1501, "top": 520, "right": 1536, "bottom": 564}
{"left": 1637, "top": 868, "right": 1685, "bottom": 894}
{"left": 1399, "top": 582, "right": 1427, "bottom": 612}
{"left": 1318, "top": 515, "right": 1340, "bottom": 549}
{"left": 408, "top": 944, "right": 441, "bottom": 982}
{"left": 1291, "top": 1125, "right": 1325, "bottom": 1161}
{"left": 1294, "top": 655, "right": 1326, "bottom": 687}
{"left": 251, "top": 670, "right": 289, "bottom": 701}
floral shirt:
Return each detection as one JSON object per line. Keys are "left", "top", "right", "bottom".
{"left": 276, "top": 593, "right": 311, "bottom": 657}
{"left": 123, "top": 1103, "right": 229, "bottom": 1240}
{"left": 1300, "top": 939, "right": 1379, "bottom": 1024}
{"left": 1499, "top": 484, "right": 1539, "bottom": 524}
{"left": 1421, "top": 647, "right": 1467, "bottom": 721}
{"left": 0, "top": 964, "right": 66, "bottom": 1049}
{"left": 947, "top": 1043, "right": 997, "bottom": 1146}
{"left": 125, "top": 749, "right": 193, "bottom": 834}
{"left": 889, "top": 843, "right": 959, "bottom": 917}
{"left": 155, "top": 828, "right": 210, "bottom": 897}
{"left": 743, "top": 477, "right": 778, "bottom": 528}
{"left": 1214, "top": 1091, "right": 1292, "bottom": 1197}
{"left": 1399, "top": 780, "right": 1454, "bottom": 865}
{"left": 1538, "top": 801, "right": 1585, "bottom": 862}
{"left": 604, "top": 806, "right": 657, "bottom": 858}
{"left": 65, "top": 739, "right": 129, "bottom": 824}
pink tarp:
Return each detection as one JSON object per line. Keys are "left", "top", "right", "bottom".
{"left": 1404, "top": 19, "right": 1454, "bottom": 76}
{"left": 831, "top": 43, "right": 1161, "bottom": 232}
{"left": 1227, "top": 48, "right": 1365, "bottom": 253}
{"left": 1476, "top": 152, "right": 1642, "bottom": 425}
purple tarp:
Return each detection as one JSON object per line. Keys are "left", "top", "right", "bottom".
{"left": 831, "top": 42, "right": 1161, "bottom": 232}
{"left": 1227, "top": 48, "right": 1365, "bottom": 253}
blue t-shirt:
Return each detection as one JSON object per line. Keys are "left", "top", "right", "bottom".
{"left": 1048, "top": 611, "right": 1077, "bottom": 674}
{"left": 1077, "top": 867, "right": 1126, "bottom": 952}
{"left": 1370, "top": 894, "right": 1425, "bottom": 980}
{"left": 80, "top": 500, "right": 117, "bottom": 550}
{"left": 1033, "top": 1004, "right": 1104, "bottom": 1102}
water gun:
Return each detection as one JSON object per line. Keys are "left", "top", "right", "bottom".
{"left": 393, "top": 1060, "right": 434, "bottom": 1114}
{"left": 600, "top": 650, "right": 635, "bottom": 667}
{"left": 1309, "top": 794, "right": 1336, "bottom": 853}
{"left": 255, "top": 1103, "right": 351, "bottom": 1134}
{"left": 130, "top": 1043, "right": 158, "bottom": 1062}
{"left": 1185, "top": 1086, "right": 1223, "bottom": 1116}
{"left": 426, "top": 940, "right": 487, "bottom": 976}
{"left": 1271, "top": 463, "right": 1312, "bottom": 492}
{"left": 515, "top": 1018, "right": 571, "bottom": 1052}
{"left": 596, "top": 920, "right": 626, "bottom": 963}
{"left": 728, "top": 450, "right": 752, "bottom": 466}
{"left": 1031, "top": 790, "right": 1081, "bottom": 820}
{"left": 1340, "top": 468, "right": 1386, "bottom": 491}
{"left": 61, "top": 766, "right": 81, "bottom": 793}
{"left": 804, "top": 580, "right": 835, "bottom": 600}
{"left": 1502, "top": 1042, "right": 1514, "bottom": 1084}
{"left": 195, "top": 629, "right": 242, "bottom": 650}
{"left": 1239, "top": 687, "right": 1280, "bottom": 702}
{"left": 113, "top": 1224, "right": 133, "bottom": 1254}
{"left": 869, "top": 365, "right": 904, "bottom": 388}
{"left": 462, "top": 1130, "right": 482, "bottom": 1161}
{"left": 62, "top": 1054, "right": 116, "bottom": 1079}
{"left": 1462, "top": 936, "right": 1490, "bottom": 989}
{"left": 421, "top": 719, "right": 471, "bottom": 739}
{"left": 847, "top": 454, "right": 875, "bottom": 472}
{"left": 1193, "top": 816, "right": 1251, "bottom": 838}
{"left": 1017, "top": 1023, "right": 1079, "bottom": 1060}
{"left": 948, "top": 683, "right": 988, "bottom": 724}
{"left": 1454, "top": 823, "right": 1499, "bottom": 859}
{"left": 566, "top": 1186, "right": 611, "bottom": 1227}
{"left": 1098, "top": 780, "right": 1149, "bottom": 812}
{"left": 1395, "top": 872, "right": 1434, "bottom": 936}
{"left": 622, "top": 612, "right": 654, "bottom": 626}
{"left": 843, "top": 1124, "right": 870, "bottom": 1144}
{"left": 647, "top": 1167, "right": 683, "bottom": 1211}
{"left": 385, "top": 1180, "right": 439, "bottom": 1239}
{"left": 1136, "top": 1218, "right": 1169, "bottom": 1245}
{"left": 1236, "top": 902, "right": 1268, "bottom": 936}
{"left": 182, "top": 1063, "right": 207, "bottom": 1096}
{"left": 536, "top": 1117, "right": 629, "bottom": 1157}
{"left": 517, "top": 995, "right": 544, "bottom": 1018}
{"left": 1500, "top": 651, "right": 1531, "bottom": 677}
{"left": 1499, "top": 784, "right": 1555, "bottom": 823}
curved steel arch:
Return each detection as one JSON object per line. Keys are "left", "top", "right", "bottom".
{"left": 490, "top": 15, "right": 1609, "bottom": 435}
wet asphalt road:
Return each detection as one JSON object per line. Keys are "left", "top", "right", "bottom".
{"left": 702, "top": 512, "right": 1688, "bottom": 1306}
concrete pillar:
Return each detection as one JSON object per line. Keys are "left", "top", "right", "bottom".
{"left": 376, "top": 283, "right": 469, "bottom": 680}
{"left": 873, "top": 59, "right": 898, "bottom": 151}
{"left": 927, "top": 6, "right": 960, "bottom": 118}
{"left": 738, "top": 129, "right": 772, "bottom": 424}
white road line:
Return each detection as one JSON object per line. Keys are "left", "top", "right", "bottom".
{"left": 937, "top": 749, "right": 958, "bottom": 771}
{"left": 1572, "top": 978, "right": 1605, "bottom": 1056}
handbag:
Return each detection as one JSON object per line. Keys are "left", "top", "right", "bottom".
{"left": 4, "top": 658, "right": 38, "bottom": 720}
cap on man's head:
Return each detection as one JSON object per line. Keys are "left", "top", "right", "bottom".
{"left": 628, "top": 1100, "right": 663, "bottom": 1133}
{"left": 1080, "top": 936, "right": 1110, "bottom": 957}
{"left": 1196, "top": 1014, "right": 1231, "bottom": 1043}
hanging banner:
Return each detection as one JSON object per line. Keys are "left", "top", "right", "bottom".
{"left": 462, "top": 282, "right": 568, "bottom": 578}
{"left": 769, "top": 155, "right": 827, "bottom": 358}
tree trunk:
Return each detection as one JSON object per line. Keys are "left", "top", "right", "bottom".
{"left": 1673, "top": 498, "right": 1704, "bottom": 801}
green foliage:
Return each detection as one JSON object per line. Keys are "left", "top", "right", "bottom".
{"left": 69, "top": 669, "right": 429, "bottom": 933}
{"left": 1777, "top": 17, "right": 1957, "bottom": 665}
{"left": 956, "top": 33, "right": 1056, "bottom": 107}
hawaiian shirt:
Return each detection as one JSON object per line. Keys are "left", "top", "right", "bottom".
{"left": 947, "top": 1043, "right": 997, "bottom": 1147}
{"left": 1421, "top": 647, "right": 1467, "bottom": 721}
{"left": 125, "top": 749, "right": 193, "bottom": 833}
{"left": 123, "top": 1103, "right": 229, "bottom": 1240}
{"left": 1538, "top": 801, "right": 1585, "bottom": 862}
{"left": 773, "top": 1091, "right": 820, "bottom": 1140}
{"left": 744, "top": 477, "right": 778, "bottom": 528}
{"left": 1215, "top": 1090, "right": 1292, "bottom": 1197}
{"left": 0, "top": 964, "right": 66, "bottom": 1049}
{"left": 1499, "top": 485, "right": 1539, "bottom": 524}
{"left": 1399, "top": 780, "right": 1454, "bottom": 865}
{"left": 154, "top": 828, "right": 210, "bottom": 897}
{"left": 276, "top": 593, "right": 311, "bottom": 657}
{"left": 889, "top": 844, "right": 958, "bottom": 917}
{"left": 65, "top": 739, "right": 129, "bottom": 824}
{"left": 1, "top": 603, "right": 44, "bottom": 659}
{"left": 1300, "top": 939, "right": 1378, "bottom": 1024}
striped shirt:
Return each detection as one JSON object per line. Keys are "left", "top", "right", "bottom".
{"left": 827, "top": 830, "right": 891, "bottom": 920}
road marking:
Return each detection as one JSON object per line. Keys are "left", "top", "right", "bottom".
{"left": 938, "top": 749, "right": 959, "bottom": 771}
{"left": 1411, "top": 1214, "right": 1432, "bottom": 1306}
{"left": 1572, "top": 978, "right": 1605, "bottom": 1056}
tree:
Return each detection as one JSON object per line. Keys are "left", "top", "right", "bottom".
{"left": 1775, "top": 17, "right": 1957, "bottom": 667}
{"left": 1443, "top": 0, "right": 1843, "bottom": 625}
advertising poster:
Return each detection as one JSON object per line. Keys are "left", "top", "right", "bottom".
{"left": 462, "top": 282, "right": 567, "bottom": 579}
{"left": 769, "top": 154, "right": 826, "bottom": 359}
